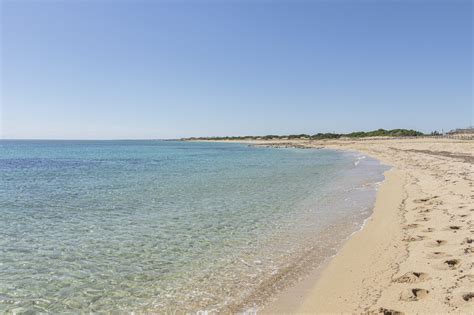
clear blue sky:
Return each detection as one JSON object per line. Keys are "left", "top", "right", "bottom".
{"left": 1, "top": 0, "right": 472, "bottom": 139}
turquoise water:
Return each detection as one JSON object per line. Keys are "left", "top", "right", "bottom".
{"left": 0, "top": 140, "right": 388, "bottom": 313}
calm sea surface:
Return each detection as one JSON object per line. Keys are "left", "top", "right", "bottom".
{"left": 0, "top": 140, "right": 388, "bottom": 313}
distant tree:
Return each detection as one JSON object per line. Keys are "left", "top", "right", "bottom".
{"left": 287, "top": 134, "right": 310, "bottom": 139}
{"left": 181, "top": 128, "right": 424, "bottom": 141}
{"left": 310, "top": 133, "right": 341, "bottom": 139}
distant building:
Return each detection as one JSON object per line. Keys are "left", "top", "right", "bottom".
{"left": 447, "top": 127, "right": 474, "bottom": 134}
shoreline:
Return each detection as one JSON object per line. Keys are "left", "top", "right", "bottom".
{"left": 261, "top": 164, "right": 405, "bottom": 314}
{"left": 252, "top": 144, "right": 403, "bottom": 313}
{"left": 190, "top": 138, "right": 473, "bottom": 313}
{"left": 230, "top": 149, "right": 387, "bottom": 313}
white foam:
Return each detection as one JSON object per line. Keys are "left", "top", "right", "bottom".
{"left": 354, "top": 155, "right": 366, "bottom": 166}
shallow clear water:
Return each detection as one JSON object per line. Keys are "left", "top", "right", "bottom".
{"left": 0, "top": 140, "right": 388, "bottom": 313}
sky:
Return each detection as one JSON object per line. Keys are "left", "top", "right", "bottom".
{"left": 1, "top": 0, "right": 472, "bottom": 139}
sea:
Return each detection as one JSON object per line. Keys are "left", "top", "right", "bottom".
{"left": 0, "top": 140, "right": 389, "bottom": 313}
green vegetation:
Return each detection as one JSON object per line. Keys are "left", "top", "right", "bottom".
{"left": 183, "top": 128, "right": 425, "bottom": 141}
{"left": 311, "top": 133, "right": 342, "bottom": 140}
{"left": 345, "top": 128, "right": 423, "bottom": 138}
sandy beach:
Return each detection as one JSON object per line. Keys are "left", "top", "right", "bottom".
{"left": 4, "top": 0, "right": 471, "bottom": 312}
{"left": 204, "top": 138, "right": 473, "bottom": 313}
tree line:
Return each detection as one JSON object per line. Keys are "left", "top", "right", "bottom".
{"left": 183, "top": 128, "right": 425, "bottom": 140}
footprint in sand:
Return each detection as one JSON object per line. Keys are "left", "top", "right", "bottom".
{"left": 403, "top": 223, "right": 420, "bottom": 230}
{"left": 414, "top": 197, "right": 431, "bottom": 203}
{"left": 377, "top": 307, "right": 404, "bottom": 315}
{"left": 445, "top": 226, "right": 462, "bottom": 232}
{"left": 403, "top": 235, "right": 425, "bottom": 242}
{"left": 421, "top": 227, "right": 435, "bottom": 233}
{"left": 462, "top": 238, "right": 473, "bottom": 245}
{"left": 435, "top": 259, "right": 461, "bottom": 270}
{"left": 462, "top": 293, "right": 474, "bottom": 302}
{"left": 394, "top": 272, "right": 429, "bottom": 283}
{"left": 400, "top": 288, "right": 429, "bottom": 301}
{"left": 418, "top": 208, "right": 431, "bottom": 213}
{"left": 445, "top": 259, "right": 461, "bottom": 268}
{"left": 425, "top": 240, "right": 447, "bottom": 247}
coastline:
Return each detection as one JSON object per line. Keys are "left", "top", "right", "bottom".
{"left": 261, "top": 165, "right": 406, "bottom": 314}
{"left": 190, "top": 138, "right": 473, "bottom": 313}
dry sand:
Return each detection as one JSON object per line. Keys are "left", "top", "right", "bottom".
{"left": 208, "top": 138, "right": 473, "bottom": 314}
